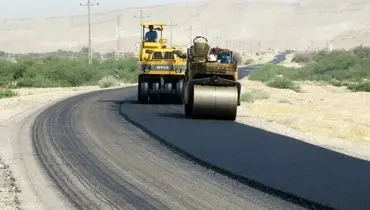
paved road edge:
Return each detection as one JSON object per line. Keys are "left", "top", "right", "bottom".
{"left": 118, "top": 102, "right": 334, "bottom": 210}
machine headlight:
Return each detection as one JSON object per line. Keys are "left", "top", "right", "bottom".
{"left": 142, "top": 64, "right": 151, "bottom": 72}
{"left": 174, "top": 65, "right": 186, "bottom": 73}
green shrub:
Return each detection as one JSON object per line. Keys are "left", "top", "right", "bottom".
{"left": 0, "top": 89, "right": 17, "bottom": 99}
{"left": 347, "top": 80, "right": 370, "bottom": 92}
{"left": 249, "top": 45, "right": 370, "bottom": 92}
{"left": 249, "top": 64, "right": 297, "bottom": 82}
{"left": 292, "top": 52, "right": 315, "bottom": 63}
{"left": 98, "top": 76, "right": 118, "bottom": 88}
{"left": 266, "top": 76, "right": 301, "bottom": 92}
{"left": 0, "top": 55, "right": 139, "bottom": 88}
{"left": 352, "top": 45, "right": 370, "bottom": 58}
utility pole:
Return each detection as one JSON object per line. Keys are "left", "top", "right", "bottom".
{"left": 115, "top": 14, "right": 129, "bottom": 60}
{"left": 168, "top": 17, "right": 178, "bottom": 47}
{"left": 80, "top": 0, "right": 99, "bottom": 65}
{"left": 258, "top": 41, "right": 261, "bottom": 54}
{"left": 214, "top": 32, "right": 219, "bottom": 47}
{"left": 115, "top": 13, "right": 121, "bottom": 61}
{"left": 185, "top": 24, "right": 193, "bottom": 45}
{"left": 114, "top": 14, "right": 129, "bottom": 60}
{"left": 134, "top": 8, "right": 149, "bottom": 39}
{"left": 116, "top": 14, "right": 122, "bottom": 54}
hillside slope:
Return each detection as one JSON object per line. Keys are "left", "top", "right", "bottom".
{"left": 0, "top": 0, "right": 369, "bottom": 53}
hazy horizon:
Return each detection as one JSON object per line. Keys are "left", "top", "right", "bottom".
{"left": 1, "top": 0, "right": 201, "bottom": 20}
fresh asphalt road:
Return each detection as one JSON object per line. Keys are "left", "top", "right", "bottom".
{"left": 32, "top": 87, "right": 307, "bottom": 210}
{"left": 31, "top": 53, "right": 308, "bottom": 210}
{"left": 117, "top": 53, "right": 370, "bottom": 210}
{"left": 33, "top": 53, "right": 370, "bottom": 210}
{"left": 238, "top": 52, "right": 287, "bottom": 79}
{"left": 120, "top": 91, "right": 370, "bottom": 210}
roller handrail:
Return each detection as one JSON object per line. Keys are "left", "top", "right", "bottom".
{"left": 193, "top": 36, "right": 208, "bottom": 44}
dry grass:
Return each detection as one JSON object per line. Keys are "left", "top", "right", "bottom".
{"left": 0, "top": 89, "right": 17, "bottom": 99}
{"left": 243, "top": 52, "right": 278, "bottom": 66}
{"left": 240, "top": 89, "right": 270, "bottom": 103}
{"left": 265, "top": 76, "right": 302, "bottom": 92}
{"left": 237, "top": 77, "right": 370, "bottom": 144}
{"left": 98, "top": 76, "right": 119, "bottom": 88}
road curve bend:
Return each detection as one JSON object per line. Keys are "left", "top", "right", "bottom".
{"left": 32, "top": 87, "right": 305, "bottom": 210}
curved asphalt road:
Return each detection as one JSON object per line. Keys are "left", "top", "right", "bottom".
{"left": 33, "top": 53, "right": 370, "bottom": 210}
{"left": 238, "top": 52, "right": 287, "bottom": 79}
{"left": 120, "top": 93, "right": 370, "bottom": 210}
{"left": 118, "top": 53, "right": 370, "bottom": 210}
{"left": 31, "top": 53, "right": 310, "bottom": 209}
{"left": 32, "top": 87, "right": 306, "bottom": 210}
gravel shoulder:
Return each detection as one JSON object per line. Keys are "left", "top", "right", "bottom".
{"left": 237, "top": 77, "right": 370, "bottom": 161}
{"left": 0, "top": 84, "right": 133, "bottom": 209}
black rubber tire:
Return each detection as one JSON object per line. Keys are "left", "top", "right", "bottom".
{"left": 176, "top": 79, "right": 184, "bottom": 104}
{"left": 138, "top": 80, "right": 149, "bottom": 104}
{"left": 184, "top": 103, "right": 191, "bottom": 117}
{"left": 184, "top": 83, "right": 193, "bottom": 117}
{"left": 137, "top": 79, "right": 142, "bottom": 103}
{"left": 152, "top": 82, "right": 159, "bottom": 90}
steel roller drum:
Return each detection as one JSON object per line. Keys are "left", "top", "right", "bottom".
{"left": 191, "top": 85, "right": 238, "bottom": 119}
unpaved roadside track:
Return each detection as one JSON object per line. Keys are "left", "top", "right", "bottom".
{"left": 0, "top": 86, "right": 105, "bottom": 209}
{"left": 32, "top": 86, "right": 305, "bottom": 209}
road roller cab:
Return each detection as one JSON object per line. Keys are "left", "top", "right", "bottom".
{"left": 183, "top": 36, "right": 241, "bottom": 120}
{"left": 137, "top": 22, "right": 186, "bottom": 104}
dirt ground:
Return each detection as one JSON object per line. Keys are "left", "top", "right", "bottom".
{"left": 242, "top": 52, "right": 278, "bottom": 65}
{"left": 0, "top": 84, "right": 134, "bottom": 209}
{"left": 236, "top": 77, "right": 370, "bottom": 161}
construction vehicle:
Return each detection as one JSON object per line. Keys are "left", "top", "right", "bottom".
{"left": 137, "top": 22, "right": 186, "bottom": 104}
{"left": 183, "top": 36, "right": 241, "bottom": 120}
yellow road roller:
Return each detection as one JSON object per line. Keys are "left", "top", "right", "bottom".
{"left": 183, "top": 36, "right": 241, "bottom": 120}
{"left": 137, "top": 22, "right": 186, "bottom": 104}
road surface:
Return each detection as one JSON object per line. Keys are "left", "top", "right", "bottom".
{"left": 31, "top": 53, "right": 368, "bottom": 210}
{"left": 238, "top": 52, "right": 287, "bottom": 79}
{"left": 32, "top": 87, "right": 307, "bottom": 210}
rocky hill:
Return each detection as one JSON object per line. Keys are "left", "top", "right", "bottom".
{"left": 0, "top": 0, "right": 369, "bottom": 53}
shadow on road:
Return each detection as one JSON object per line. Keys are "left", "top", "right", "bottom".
{"left": 155, "top": 112, "right": 185, "bottom": 119}
{"left": 148, "top": 96, "right": 182, "bottom": 105}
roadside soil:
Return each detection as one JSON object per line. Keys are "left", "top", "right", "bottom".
{"left": 237, "top": 77, "right": 370, "bottom": 161}
{"left": 0, "top": 84, "right": 133, "bottom": 209}
{"left": 243, "top": 52, "right": 278, "bottom": 65}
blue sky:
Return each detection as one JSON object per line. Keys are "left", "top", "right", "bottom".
{"left": 1, "top": 0, "right": 200, "bottom": 19}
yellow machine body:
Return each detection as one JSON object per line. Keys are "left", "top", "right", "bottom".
{"left": 137, "top": 22, "right": 186, "bottom": 104}
{"left": 183, "top": 36, "right": 241, "bottom": 120}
